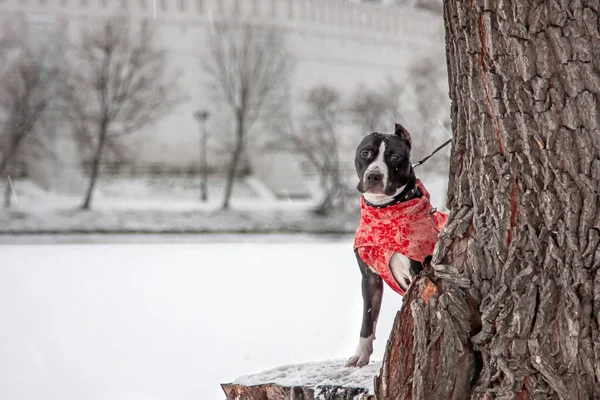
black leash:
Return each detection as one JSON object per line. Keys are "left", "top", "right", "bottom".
{"left": 412, "top": 139, "right": 452, "bottom": 169}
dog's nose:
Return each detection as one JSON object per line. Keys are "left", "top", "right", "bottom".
{"left": 365, "top": 171, "right": 383, "bottom": 184}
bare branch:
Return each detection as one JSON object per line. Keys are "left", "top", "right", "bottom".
{"left": 288, "top": 85, "right": 349, "bottom": 215}
{"left": 348, "top": 53, "right": 450, "bottom": 174}
{"left": 202, "top": 21, "right": 293, "bottom": 209}
{"left": 61, "top": 16, "right": 183, "bottom": 209}
{"left": 0, "top": 17, "right": 61, "bottom": 179}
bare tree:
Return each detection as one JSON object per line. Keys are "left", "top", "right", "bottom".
{"left": 0, "top": 19, "right": 60, "bottom": 207}
{"left": 400, "top": 50, "right": 451, "bottom": 174}
{"left": 203, "top": 21, "right": 291, "bottom": 209}
{"left": 357, "top": 0, "right": 443, "bottom": 13}
{"left": 64, "top": 17, "right": 180, "bottom": 210}
{"left": 349, "top": 55, "right": 450, "bottom": 175}
{"left": 411, "top": 0, "right": 443, "bottom": 14}
{"left": 289, "top": 85, "right": 348, "bottom": 215}
{"left": 64, "top": 87, "right": 131, "bottom": 171}
{"left": 376, "top": 1, "right": 600, "bottom": 398}
{"left": 348, "top": 77, "right": 403, "bottom": 134}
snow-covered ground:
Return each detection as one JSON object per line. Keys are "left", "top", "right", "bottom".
{"left": 233, "top": 359, "right": 381, "bottom": 394}
{"left": 0, "top": 175, "right": 317, "bottom": 213}
{"left": 0, "top": 237, "right": 407, "bottom": 400}
{"left": 0, "top": 174, "right": 448, "bottom": 234}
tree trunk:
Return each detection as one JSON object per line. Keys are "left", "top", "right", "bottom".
{"left": 2, "top": 136, "right": 21, "bottom": 209}
{"left": 222, "top": 116, "right": 245, "bottom": 210}
{"left": 221, "top": 360, "right": 377, "bottom": 400}
{"left": 0, "top": 156, "right": 9, "bottom": 179}
{"left": 81, "top": 122, "right": 108, "bottom": 210}
{"left": 376, "top": 1, "right": 600, "bottom": 398}
{"left": 315, "top": 170, "right": 346, "bottom": 216}
{"left": 4, "top": 174, "right": 12, "bottom": 208}
{"left": 0, "top": 131, "right": 24, "bottom": 178}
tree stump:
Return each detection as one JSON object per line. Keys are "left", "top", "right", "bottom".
{"left": 221, "top": 360, "right": 379, "bottom": 400}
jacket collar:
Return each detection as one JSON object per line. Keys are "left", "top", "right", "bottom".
{"left": 360, "top": 179, "right": 431, "bottom": 220}
{"left": 363, "top": 179, "right": 421, "bottom": 209}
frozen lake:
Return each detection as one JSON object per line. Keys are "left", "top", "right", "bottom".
{"left": 0, "top": 235, "right": 405, "bottom": 400}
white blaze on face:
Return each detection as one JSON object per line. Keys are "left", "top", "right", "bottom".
{"left": 363, "top": 140, "right": 406, "bottom": 205}
{"left": 362, "top": 137, "right": 411, "bottom": 206}
{"left": 364, "top": 141, "right": 388, "bottom": 187}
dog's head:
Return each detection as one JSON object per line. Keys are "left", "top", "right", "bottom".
{"left": 355, "top": 123, "right": 415, "bottom": 205}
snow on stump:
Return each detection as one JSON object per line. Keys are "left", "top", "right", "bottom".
{"left": 221, "top": 360, "right": 379, "bottom": 399}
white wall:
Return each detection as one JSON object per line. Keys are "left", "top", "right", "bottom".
{"left": 0, "top": 0, "right": 445, "bottom": 170}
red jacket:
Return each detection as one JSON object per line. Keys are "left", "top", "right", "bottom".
{"left": 353, "top": 180, "right": 448, "bottom": 295}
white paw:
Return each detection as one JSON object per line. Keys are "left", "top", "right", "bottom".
{"left": 345, "top": 335, "right": 374, "bottom": 368}
{"left": 345, "top": 352, "right": 371, "bottom": 367}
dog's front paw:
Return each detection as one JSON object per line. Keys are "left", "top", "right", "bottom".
{"left": 345, "top": 353, "right": 371, "bottom": 367}
{"left": 345, "top": 336, "right": 374, "bottom": 367}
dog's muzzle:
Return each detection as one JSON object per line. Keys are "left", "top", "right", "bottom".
{"left": 363, "top": 170, "right": 385, "bottom": 193}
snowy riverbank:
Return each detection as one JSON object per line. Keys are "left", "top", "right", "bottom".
{"left": 0, "top": 174, "right": 447, "bottom": 235}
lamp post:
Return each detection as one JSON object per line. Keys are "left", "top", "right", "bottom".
{"left": 194, "top": 110, "right": 210, "bottom": 202}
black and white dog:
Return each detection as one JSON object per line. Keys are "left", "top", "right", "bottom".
{"left": 346, "top": 123, "right": 445, "bottom": 367}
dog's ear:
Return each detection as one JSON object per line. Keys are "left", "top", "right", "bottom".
{"left": 394, "top": 123, "right": 412, "bottom": 147}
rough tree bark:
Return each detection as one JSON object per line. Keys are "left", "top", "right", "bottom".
{"left": 376, "top": 1, "right": 600, "bottom": 399}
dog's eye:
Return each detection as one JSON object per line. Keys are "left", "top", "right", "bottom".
{"left": 360, "top": 150, "right": 371, "bottom": 158}
{"left": 389, "top": 154, "right": 401, "bottom": 162}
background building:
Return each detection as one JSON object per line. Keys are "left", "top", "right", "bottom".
{"left": 0, "top": 0, "right": 449, "bottom": 219}
{"left": 1, "top": 0, "right": 443, "bottom": 170}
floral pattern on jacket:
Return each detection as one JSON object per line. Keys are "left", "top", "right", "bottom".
{"left": 353, "top": 180, "right": 448, "bottom": 295}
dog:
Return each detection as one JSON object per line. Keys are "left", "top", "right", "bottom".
{"left": 346, "top": 123, "right": 448, "bottom": 368}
